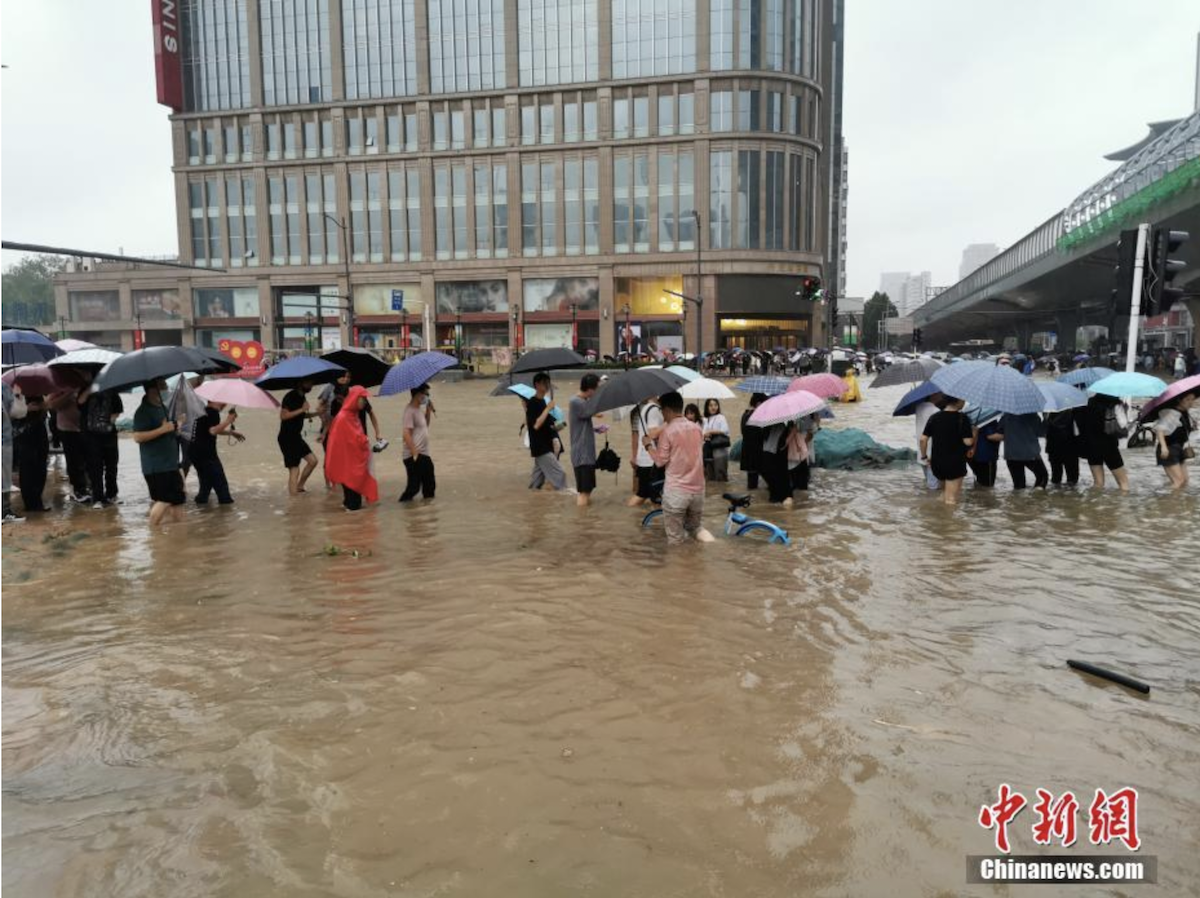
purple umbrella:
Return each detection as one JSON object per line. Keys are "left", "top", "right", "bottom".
{"left": 1, "top": 364, "right": 85, "bottom": 395}
{"left": 1138, "top": 373, "right": 1200, "bottom": 422}
{"left": 378, "top": 351, "right": 458, "bottom": 396}
{"left": 748, "top": 390, "right": 828, "bottom": 427}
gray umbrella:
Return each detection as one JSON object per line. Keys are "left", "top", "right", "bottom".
{"left": 869, "top": 357, "right": 943, "bottom": 388}
{"left": 510, "top": 348, "right": 587, "bottom": 374}
{"left": 579, "top": 368, "right": 689, "bottom": 417}
{"left": 92, "top": 346, "right": 238, "bottom": 393}
{"left": 489, "top": 372, "right": 536, "bottom": 396}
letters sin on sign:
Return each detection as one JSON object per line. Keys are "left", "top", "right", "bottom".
{"left": 152, "top": 0, "right": 184, "bottom": 111}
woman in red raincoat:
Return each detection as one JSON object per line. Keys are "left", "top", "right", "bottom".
{"left": 324, "top": 385, "right": 378, "bottom": 511}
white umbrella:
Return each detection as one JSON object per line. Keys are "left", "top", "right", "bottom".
{"left": 47, "top": 348, "right": 123, "bottom": 368}
{"left": 679, "top": 377, "right": 736, "bottom": 401}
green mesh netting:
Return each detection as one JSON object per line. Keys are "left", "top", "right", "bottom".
{"left": 812, "top": 428, "right": 916, "bottom": 470}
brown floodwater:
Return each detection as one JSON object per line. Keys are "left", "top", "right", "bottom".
{"left": 2, "top": 375, "right": 1197, "bottom": 897}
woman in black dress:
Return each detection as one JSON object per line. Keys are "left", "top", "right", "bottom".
{"left": 920, "top": 396, "right": 975, "bottom": 505}
{"left": 739, "top": 393, "right": 767, "bottom": 490}
{"left": 1079, "top": 393, "right": 1130, "bottom": 492}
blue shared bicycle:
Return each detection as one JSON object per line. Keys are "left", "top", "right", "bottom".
{"left": 641, "top": 490, "right": 791, "bottom": 546}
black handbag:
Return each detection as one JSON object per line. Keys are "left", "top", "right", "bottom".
{"left": 708, "top": 433, "right": 732, "bottom": 450}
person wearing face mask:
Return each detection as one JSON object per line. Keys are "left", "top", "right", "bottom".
{"left": 399, "top": 383, "right": 437, "bottom": 502}
{"left": 324, "top": 385, "right": 379, "bottom": 512}
{"left": 132, "top": 378, "right": 188, "bottom": 527}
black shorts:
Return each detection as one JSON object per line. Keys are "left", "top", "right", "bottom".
{"left": 636, "top": 464, "right": 664, "bottom": 499}
{"left": 1156, "top": 443, "right": 1187, "bottom": 467}
{"left": 278, "top": 434, "right": 313, "bottom": 469}
{"left": 1085, "top": 438, "right": 1124, "bottom": 472}
{"left": 574, "top": 464, "right": 597, "bottom": 494}
{"left": 144, "top": 470, "right": 185, "bottom": 505}
{"left": 931, "top": 460, "right": 967, "bottom": 482}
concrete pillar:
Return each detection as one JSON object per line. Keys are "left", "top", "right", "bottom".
{"left": 258, "top": 279, "right": 276, "bottom": 350}
{"left": 598, "top": 267, "right": 615, "bottom": 357}
{"left": 1186, "top": 298, "right": 1200, "bottom": 355}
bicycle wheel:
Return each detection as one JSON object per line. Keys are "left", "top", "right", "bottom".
{"left": 735, "top": 521, "right": 790, "bottom": 545}
{"left": 641, "top": 509, "right": 664, "bottom": 527}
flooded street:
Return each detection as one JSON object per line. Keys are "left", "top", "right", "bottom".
{"left": 3, "top": 375, "right": 1197, "bottom": 897}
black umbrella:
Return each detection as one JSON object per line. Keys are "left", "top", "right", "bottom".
{"left": 322, "top": 347, "right": 391, "bottom": 388}
{"left": 188, "top": 346, "right": 242, "bottom": 372}
{"left": 488, "top": 372, "right": 537, "bottom": 396}
{"left": 510, "top": 348, "right": 587, "bottom": 374}
{"left": 580, "top": 368, "right": 689, "bottom": 417}
{"left": 91, "top": 346, "right": 234, "bottom": 392}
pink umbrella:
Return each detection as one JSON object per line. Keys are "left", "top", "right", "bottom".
{"left": 748, "top": 389, "right": 828, "bottom": 427}
{"left": 788, "top": 373, "right": 850, "bottom": 400}
{"left": 56, "top": 338, "right": 98, "bottom": 352}
{"left": 1137, "top": 373, "right": 1200, "bottom": 422}
{"left": 2, "top": 364, "right": 85, "bottom": 395}
{"left": 195, "top": 378, "right": 280, "bottom": 410}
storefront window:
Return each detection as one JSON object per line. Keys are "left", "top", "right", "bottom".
{"left": 69, "top": 291, "right": 120, "bottom": 323}
{"left": 133, "top": 290, "right": 184, "bottom": 320}
{"left": 351, "top": 284, "right": 426, "bottom": 318}
{"left": 614, "top": 276, "right": 684, "bottom": 317}
{"left": 523, "top": 278, "right": 599, "bottom": 313}
{"left": 194, "top": 287, "right": 260, "bottom": 318}
{"left": 435, "top": 281, "right": 509, "bottom": 314}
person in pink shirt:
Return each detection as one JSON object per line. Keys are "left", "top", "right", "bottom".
{"left": 644, "top": 391, "right": 713, "bottom": 546}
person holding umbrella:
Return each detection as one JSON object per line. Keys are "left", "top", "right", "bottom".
{"left": 569, "top": 373, "right": 601, "bottom": 506}
{"left": 527, "top": 372, "right": 567, "bottom": 491}
{"left": 399, "top": 383, "right": 436, "bottom": 502}
{"left": 324, "top": 385, "right": 378, "bottom": 512}
{"left": 998, "top": 412, "right": 1049, "bottom": 490}
{"left": 1152, "top": 389, "right": 1197, "bottom": 490}
{"left": 79, "top": 374, "right": 124, "bottom": 506}
{"left": 278, "top": 380, "right": 320, "bottom": 495}
{"left": 133, "top": 379, "right": 188, "bottom": 527}
{"left": 739, "top": 393, "right": 767, "bottom": 490}
{"left": 628, "top": 395, "right": 664, "bottom": 506}
{"left": 1079, "top": 393, "right": 1130, "bottom": 492}
{"left": 920, "top": 396, "right": 974, "bottom": 506}
{"left": 3, "top": 381, "right": 26, "bottom": 523}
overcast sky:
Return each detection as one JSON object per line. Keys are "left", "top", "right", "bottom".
{"left": 2, "top": 1, "right": 1198, "bottom": 294}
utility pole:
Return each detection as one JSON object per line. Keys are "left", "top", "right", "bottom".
{"left": 1123, "top": 223, "right": 1150, "bottom": 373}
{"left": 693, "top": 209, "right": 703, "bottom": 362}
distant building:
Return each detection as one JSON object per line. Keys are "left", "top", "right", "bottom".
{"left": 879, "top": 271, "right": 932, "bottom": 317}
{"left": 959, "top": 243, "right": 1000, "bottom": 280}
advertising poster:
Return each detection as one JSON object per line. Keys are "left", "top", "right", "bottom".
{"left": 353, "top": 284, "right": 426, "bottom": 317}
{"left": 69, "top": 292, "right": 120, "bottom": 323}
{"left": 616, "top": 321, "right": 643, "bottom": 356}
{"left": 525, "top": 323, "right": 574, "bottom": 349}
{"left": 194, "top": 288, "right": 260, "bottom": 318}
{"left": 134, "top": 290, "right": 184, "bottom": 320}
{"left": 436, "top": 281, "right": 509, "bottom": 314}
{"left": 522, "top": 277, "right": 599, "bottom": 313}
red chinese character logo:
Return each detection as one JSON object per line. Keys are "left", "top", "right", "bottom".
{"left": 1089, "top": 787, "right": 1140, "bottom": 850}
{"left": 1032, "top": 789, "right": 1079, "bottom": 847}
{"left": 979, "top": 784, "right": 1028, "bottom": 853}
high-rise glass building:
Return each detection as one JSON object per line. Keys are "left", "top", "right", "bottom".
{"left": 60, "top": 0, "right": 834, "bottom": 356}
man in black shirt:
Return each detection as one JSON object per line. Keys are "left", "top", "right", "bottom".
{"left": 278, "top": 380, "right": 319, "bottom": 495}
{"left": 527, "top": 372, "right": 567, "bottom": 490}
{"left": 192, "top": 401, "right": 243, "bottom": 505}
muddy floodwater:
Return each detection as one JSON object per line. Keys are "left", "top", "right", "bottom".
{"left": 3, "top": 375, "right": 1197, "bottom": 897}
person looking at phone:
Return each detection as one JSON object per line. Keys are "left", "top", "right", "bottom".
{"left": 527, "top": 372, "right": 567, "bottom": 491}
{"left": 279, "top": 379, "right": 320, "bottom": 495}
{"left": 132, "top": 378, "right": 188, "bottom": 527}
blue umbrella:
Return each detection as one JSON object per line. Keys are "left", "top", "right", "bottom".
{"left": 1037, "top": 381, "right": 1089, "bottom": 412}
{"left": 892, "top": 380, "right": 942, "bottom": 417}
{"left": 1057, "top": 366, "right": 1114, "bottom": 387}
{"left": 965, "top": 406, "right": 1002, "bottom": 428}
{"left": 505, "top": 383, "right": 565, "bottom": 423}
{"left": 1088, "top": 371, "right": 1168, "bottom": 399}
{"left": 929, "top": 360, "right": 1044, "bottom": 414}
{"left": 735, "top": 376, "right": 792, "bottom": 396}
{"left": 378, "top": 351, "right": 458, "bottom": 397}
{"left": 2, "top": 328, "right": 64, "bottom": 366}
{"left": 254, "top": 356, "right": 346, "bottom": 391}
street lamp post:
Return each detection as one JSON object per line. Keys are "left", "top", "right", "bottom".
{"left": 692, "top": 209, "right": 703, "bottom": 363}
{"left": 400, "top": 308, "right": 408, "bottom": 359}
{"left": 570, "top": 302, "right": 577, "bottom": 350}
{"left": 511, "top": 308, "right": 521, "bottom": 356}
{"left": 324, "top": 213, "right": 353, "bottom": 345}
{"left": 622, "top": 303, "right": 631, "bottom": 370}
{"left": 455, "top": 311, "right": 462, "bottom": 358}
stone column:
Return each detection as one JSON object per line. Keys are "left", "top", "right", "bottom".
{"left": 598, "top": 266, "right": 615, "bottom": 357}
{"left": 258, "top": 279, "right": 276, "bottom": 350}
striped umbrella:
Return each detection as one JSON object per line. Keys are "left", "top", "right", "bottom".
{"left": 929, "top": 360, "right": 1044, "bottom": 414}
{"left": 735, "top": 376, "right": 792, "bottom": 396}
{"left": 1057, "top": 366, "right": 1114, "bottom": 387}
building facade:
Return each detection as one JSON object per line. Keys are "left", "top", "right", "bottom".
{"left": 57, "top": 0, "right": 835, "bottom": 358}
{"left": 958, "top": 242, "right": 999, "bottom": 280}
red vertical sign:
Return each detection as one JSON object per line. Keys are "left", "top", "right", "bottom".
{"left": 152, "top": 0, "right": 184, "bottom": 111}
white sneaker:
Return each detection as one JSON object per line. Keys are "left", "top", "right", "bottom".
{"left": 2, "top": 512, "right": 26, "bottom": 524}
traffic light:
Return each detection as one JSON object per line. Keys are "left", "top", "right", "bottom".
{"left": 1147, "top": 228, "right": 1189, "bottom": 314}
{"left": 913, "top": 328, "right": 923, "bottom": 347}
{"left": 1111, "top": 229, "right": 1140, "bottom": 310}
{"left": 796, "top": 275, "right": 823, "bottom": 302}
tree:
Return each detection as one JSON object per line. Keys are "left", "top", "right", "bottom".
{"left": 862, "top": 291, "right": 899, "bottom": 350}
{"left": 2, "top": 255, "right": 66, "bottom": 329}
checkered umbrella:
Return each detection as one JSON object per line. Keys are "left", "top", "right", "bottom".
{"left": 734, "top": 376, "right": 792, "bottom": 396}
{"left": 929, "top": 360, "right": 1044, "bottom": 414}
{"left": 378, "top": 351, "right": 458, "bottom": 396}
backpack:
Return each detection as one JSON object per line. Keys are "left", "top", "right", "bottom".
{"left": 1103, "top": 402, "right": 1129, "bottom": 437}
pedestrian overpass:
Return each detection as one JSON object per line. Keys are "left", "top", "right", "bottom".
{"left": 913, "top": 111, "right": 1200, "bottom": 352}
